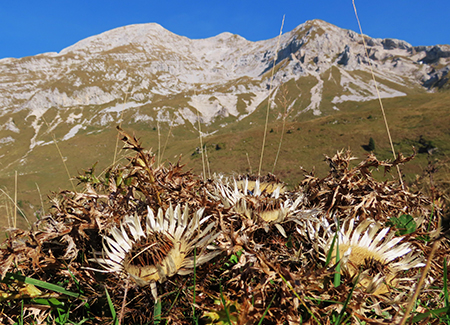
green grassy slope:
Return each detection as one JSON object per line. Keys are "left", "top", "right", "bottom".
{"left": 1, "top": 88, "right": 449, "bottom": 233}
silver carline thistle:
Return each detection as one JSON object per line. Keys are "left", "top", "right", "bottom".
{"left": 211, "top": 177, "right": 319, "bottom": 237}
{"left": 91, "top": 204, "right": 222, "bottom": 299}
{"left": 298, "top": 217, "right": 425, "bottom": 294}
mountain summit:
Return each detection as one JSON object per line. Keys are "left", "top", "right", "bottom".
{"left": 1, "top": 20, "right": 449, "bottom": 134}
{"left": 0, "top": 19, "right": 449, "bottom": 206}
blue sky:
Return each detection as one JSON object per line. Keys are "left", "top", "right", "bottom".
{"left": 1, "top": 0, "right": 449, "bottom": 59}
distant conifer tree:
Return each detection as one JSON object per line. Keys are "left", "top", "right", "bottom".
{"left": 368, "top": 137, "right": 376, "bottom": 151}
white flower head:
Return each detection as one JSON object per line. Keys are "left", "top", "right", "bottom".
{"left": 298, "top": 217, "right": 424, "bottom": 294}
{"left": 91, "top": 204, "right": 221, "bottom": 299}
{"left": 211, "top": 177, "right": 318, "bottom": 237}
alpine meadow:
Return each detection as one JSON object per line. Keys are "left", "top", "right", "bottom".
{"left": 0, "top": 11, "right": 450, "bottom": 325}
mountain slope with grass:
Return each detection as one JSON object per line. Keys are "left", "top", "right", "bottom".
{"left": 0, "top": 19, "right": 449, "bottom": 228}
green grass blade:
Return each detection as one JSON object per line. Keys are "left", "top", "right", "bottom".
{"left": 410, "top": 307, "right": 450, "bottom": 323}
{"left": 326, "top": 231, "right": 337, "bottom": 267}
{"left": 154, "top": 298, "right": 162, "bottom": 325}
{"left": 20, "top": 299, "right": 24, "bottom": 325}
{"left": 193, "top": 247, "right": 198, "bottom": 325}
{"left": 334, "top": 270, "right": 361, "bottom": 325}
{"left": 105, "top": 287, "right": 118, "bottom": 325}
{"left": 257, "top": 294, "right": 276, "bottom": 325}
{"left": 333, "top": 219, "right": 341, "bottom": 287}
{"left": 444, "top": 258, "right": 449, "bottom": 309}
{"left": 279, "top": 274, "right": 321, "bottom": 325}
{"left": 164, "top": 286, "right": 183, "bottom": 316}
{"left": 305, "top": 296, "right": 344, "bottom": 305}
{"left": 2, "top": 272, "right": 83, "bottom": 298}
{"left": 220, "top": 284, "right": 232, "bottom": 325}
{"left": 333, "top": 242, "right": 341, "bottom": 287}
{"left": 67, "top": 267, "right": 84, "bottom": 295}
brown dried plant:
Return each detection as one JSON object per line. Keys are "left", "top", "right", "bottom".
{"left": 0, "top": 132, "right": 447, "bottom": 324}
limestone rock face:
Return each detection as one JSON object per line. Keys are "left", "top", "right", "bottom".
{"left": 423, "top": 66, "right": 450, "bottom": 88}
{"left": 0, "top": 19, "right": 448, "bottom": 159}
{"left": 419, "top": 45, "right": 450, "bottom": 64}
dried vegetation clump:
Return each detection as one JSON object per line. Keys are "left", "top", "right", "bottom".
{"left": 1, "top": 129, "right": 449, "bottom": 324}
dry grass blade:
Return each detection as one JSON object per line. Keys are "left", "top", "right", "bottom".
{"left": 399, "top": 238, "right": 441, "bottom": 325}
{"left": 258, "top": 15, "right": 285, "bottom": 177}
{"left": 352, "top": 0, "right": 403, "bottom": 188}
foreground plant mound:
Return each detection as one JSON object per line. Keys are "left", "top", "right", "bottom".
{"left": 0, "top": 129, "right": 448, "bottom": 324}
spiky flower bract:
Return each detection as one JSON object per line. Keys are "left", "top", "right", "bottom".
{"left": 211, "top": 176, "right": 318, "bottom": 237}
{"left": 299, "top": 217, "right": 425, "bottom": 294}
{"left": 92, "top": 204, "right": 222, "bottom": 298}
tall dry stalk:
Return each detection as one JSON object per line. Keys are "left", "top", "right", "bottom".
{"left": 258, "top": 15, "right": 285, "bottom": 177}
{"left": 246, "top": 152, "right": 253, "bottom": 174}
{"left": 204, "top": 144, "right": 211, "bottom": 179}
{"left": 157, "top": 119, "right": 161, "bottom": 166}
{"left": 197, "top": 109, "right": 207, "bottom": 179}
{"left": 14, "top": 171, "right": 17, "bottom": 228}
{"left": 42, "top": 116, "right": 76, "bottom": 192}
{"left": 113, "top": 80, "right": 132, "bottom": 167}
{"left": 35, "top": 182, "right": 45, "bottom": 217}
{"left": 272, "top": 86, "right": 290, "bottom": 173}
{"left": 352, "top": 0, "right": 404, "bottom": 189}
{"left": 160, "top": 114, "right": 175, "bottom": 166}
{"left": 399, "top": 238, "right": 441, "bottom": 325}
{"left": 0, "top": 188, "right": 29, "bottom": 227}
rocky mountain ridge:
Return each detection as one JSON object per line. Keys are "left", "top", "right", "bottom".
{"left": 0, "top": 19, "right": 449, "bottom": 171}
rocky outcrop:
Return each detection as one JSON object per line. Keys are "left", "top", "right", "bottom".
{"left": 419, "top": 45, "right": 450, "bottom": 64}
{"left": 0, "top": 19, "right": 448, "bottom": 157}
{"left": 337, "top": 45, "right": 351, "bottom": 65}
{"left": 382, "top": 38, "right": 411, "bottom": 50}
{"left": 423, "top": 66, "right": 450, "bottom": 89}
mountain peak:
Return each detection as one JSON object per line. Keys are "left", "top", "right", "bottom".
{"left": 59, "top": 22, "right": 177, "bottom": 55}
{"left": 205, "top": 31, "right": 247, "bottom": 42}
{"left": 0, "top": 18, "right": 449, "bottom": 176}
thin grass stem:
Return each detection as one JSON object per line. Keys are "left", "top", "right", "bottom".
{"left": 272, "top": 87, "right": 289, "bottom": 173}
{"left": 257, "top": 294, "right": 276, "bottom": 325}
{"left": 332, "top": 218, "right": 341, "bottom": 287}
{"left": 3, "top": 197, "right": 12, "bottom": 228}
{"left": 14, "top": 170, "right": 17, "bottom": 229}
{"left": 258, "top": 15, "right": 284, "bottom": 176}
{"left": 42, "top": 116, "right": 76, "bottom": 192}
{"left": 0, "top": 188, "right": 29, "bottom": 227}
{"left": 246, "top": 152, "right": 253, "bottom": 174}
{"left": 334, "top": 235, "right": 341, "bottom": 288}
{"left": 444, "top": 257, "right": 449, "bottom": 309}
{"left": 219, "top": 283, "right": 232, "bottom": 325}
{"left": 204, "top": 144, "right": 211, "bottom": 179}
{"left": 112, "top": 80, "right": 131, "bottom": 167}
{"left": 20, "top": 299, "right": 24, "bottom": 325}
{"left": 118, "top": 277, "right": 130, "bottom": 325}
{"left": 326, "top": 229, "right": 338, "bottom": 267}
{"left": 157, "top": 118, "right": 161, "bottom": 166}
{"left": 399, "top": 238, "right": 441, "bottom": 325}
{"left": 163, "top": 284, "right": 184, "bottom": 316}
{"left": 161, "top": 114, "right": 174, "bottom": 166}
{"left": 334, "top": 270, "right": 361, "bottom": 325}
{"left": 35, "top": 182, "right": 45, "bottom": 218}
{"left": 192, "top": 247, "right": 198, "bottom": 325}
{"left": 280, "top": 274, "right": 321, "bottom": 324}
{"left": 105, "top": 287, "right": 118, "bottom": 325}
{"left": 352, "top": 0, "right": 403, "bottom": 188}
{"left": 196, "top": 110, "right": 206, "bottom": 180}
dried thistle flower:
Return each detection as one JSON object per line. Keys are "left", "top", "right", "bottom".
{"left": 299, "top": 217, "right": 425, "bottom": 294}
{"left": 91, "top": 204, "right": 222, "bottom": 298}
{"left": 211, "top": 177, "right": 318, "bottom": 237}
